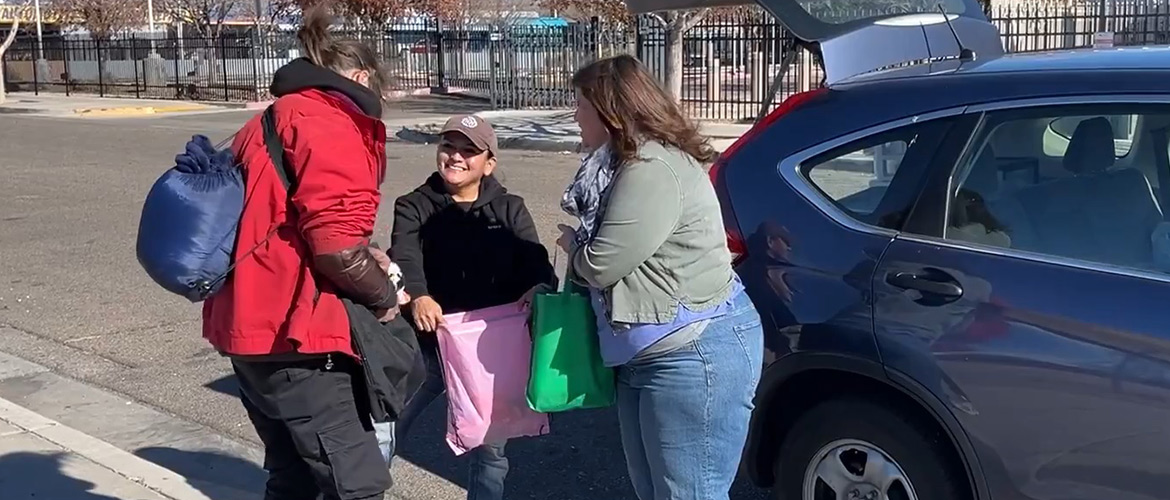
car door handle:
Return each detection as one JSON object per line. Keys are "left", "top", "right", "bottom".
{"left": 886, "top": 272, "right": 964, "bottom": 298}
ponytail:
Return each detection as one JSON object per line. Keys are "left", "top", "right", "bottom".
{"left": 297, "top": 4, "right": 333, "bottom": 68}
{"left": 295, "top": 4, "right": 390, "bottom": 100}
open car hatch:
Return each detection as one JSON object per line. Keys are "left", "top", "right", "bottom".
{"left": 626, "top": 0, "right": 1005, "bottom": 85}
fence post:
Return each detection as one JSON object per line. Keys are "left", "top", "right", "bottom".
{"left": 488, "top": 30, "right": 498, "bottom": 109}
{"left": 706, "top": 42, "right": 719, "bottom": 103}
{"left": 435, "top": 19, "right": 447, "bottom": 92}
{"left": 97, "top": 38, "right": 105, "bottom": 97}
{"left": 133, "top": 34, "right": 141, "bottom": 98}
{"left": 251, "top": 31, "right": 260, "bottom": 102}
{"left": 173, "top": 33, "right": 182, "bottom": 99}
{"left": 31, "top": 40, "right": 40, "bottom": 96}
{"left": 221, "top": 36, "right": 229, "bottom": 101}
{"left": 64, "top": 39, "right": 71, "bottom": 96}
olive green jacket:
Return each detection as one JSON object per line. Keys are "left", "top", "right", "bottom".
{"left": 570, "top": 141, "right": 735, "bottom": 324}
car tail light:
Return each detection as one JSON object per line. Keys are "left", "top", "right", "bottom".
{"left": 711, "top": 88, "right": 828, "bottom": 266}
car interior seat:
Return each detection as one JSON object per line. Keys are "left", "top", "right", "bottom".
{"left": 1004, "top": 117, "right": 1163, "bottom": 268}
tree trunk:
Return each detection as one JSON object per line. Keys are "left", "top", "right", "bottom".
{"left": 657, "top": 10, "right": 707, "bottom": 102}
{"left": 0, "top": 19, "right": 19, "bottom": 105}
{"left": 663, "top": 25, "right": 684, "bottom": 101}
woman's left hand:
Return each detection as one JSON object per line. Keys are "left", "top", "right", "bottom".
{"left": 518, "top": 283, "right": 556, "bottom": 311}
{"left": 556, "top": 224, "right": 576, "bottom": 254}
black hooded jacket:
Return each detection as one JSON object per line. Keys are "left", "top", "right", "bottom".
{"left": 390, "top": 173, "right": 556, "bottom": 314}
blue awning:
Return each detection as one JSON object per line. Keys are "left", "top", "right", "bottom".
{"left": 522, "top": 17, "right": 569, "bottom": 27}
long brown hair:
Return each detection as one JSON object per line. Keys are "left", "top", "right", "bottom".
{"left": 297, "top": 5, "right": 389, "bottom": 99}
{"left": 572, "top": 55, "right": 716, "bottom": 165}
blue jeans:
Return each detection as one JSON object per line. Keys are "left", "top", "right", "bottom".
{"left": 391, "top": 341, "right": 510, "bottom": 500}
{"left": 616, "top": 290, "right": 764, "bottom": 500}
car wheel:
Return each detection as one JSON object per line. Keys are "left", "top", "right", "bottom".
{"left": 773, "top": 397, "right": 968, "bottom": 500}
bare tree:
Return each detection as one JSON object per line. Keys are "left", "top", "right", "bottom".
{"left": 242, "top": 0, "right": 300, "bottom": 32}
{"left": 51, "top": 0, "right": 145, "bottom": 39}
{"left": 541, "top": 0, "right": 630, "bottom": 21}
{"left": 645, "top": 9, "right": 708, "bottom": 101}
{"left": 0, "top": 18, "right": 19, "bottom": 104}
{"left": 164, "top": 0, "right": 240, "bottom": 38}
{"left": 339, "top": 0, "right": 413, "bottom": 32}
{"left": 539, "top": 0, "right": 708, "bottom": 100}
{"left": 162, "top": 0, "right": 239, "bottom": 84}
{"left": 414, "top": 0, "right": 468, "bottom": 22}
{"left": 475, "top": 0, "right": 536, "bottom": 28}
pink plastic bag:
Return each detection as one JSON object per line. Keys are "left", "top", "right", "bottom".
{"left": 436, "top": 301, "right": 550, "bottom": 455}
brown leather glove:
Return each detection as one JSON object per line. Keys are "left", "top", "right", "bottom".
{"left": 313, "top": 245, "right": 397, "bottom": 310}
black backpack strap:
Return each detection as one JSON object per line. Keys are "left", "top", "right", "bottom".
{"left": 198, "top": 105, "right": 300, "bottom": 297}
{"left": 261, "top": 105, "right": 296, "bottom": 195}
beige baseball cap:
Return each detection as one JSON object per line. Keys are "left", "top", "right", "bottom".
{"left": 439, "top": 114, "right": 499, "bottom": 157}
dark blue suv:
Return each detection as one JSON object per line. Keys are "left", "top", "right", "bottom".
{"left": 630, "top": 0, "right": 1170, "bottom": 499}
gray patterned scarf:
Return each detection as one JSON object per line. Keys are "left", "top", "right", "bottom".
{"left": 561, "top": 142, "right": 617, "bottom": 245}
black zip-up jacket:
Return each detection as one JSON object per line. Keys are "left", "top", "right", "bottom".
{"left": 390, "top": 173, "right": 556, "bottom": 315}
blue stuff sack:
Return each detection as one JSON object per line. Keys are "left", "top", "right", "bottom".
{"left": 136, "top": 136, "right": 243, "bottom": 301}
{"left": 135, "top": 107, "right": 292, "bottom": 302}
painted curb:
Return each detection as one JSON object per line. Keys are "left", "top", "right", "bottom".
{"left": 74, "top": 104, "right": 212, "bottom": 116}
{"left": 0, "top": 396, "right": 214, "bottom": 500}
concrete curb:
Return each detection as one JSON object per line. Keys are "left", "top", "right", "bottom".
{"left": 0, "top": 396, "right": 213, "bottom": 500}
{"left": 393, "top": 126, "right": 582, "bottom": 153}
{"left": 246, "top": 87, "right": 437, "bottom": 110}
{"left": 74, "top": 104, "right": 213, "bottom": 116}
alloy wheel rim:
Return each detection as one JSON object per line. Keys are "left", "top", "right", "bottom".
{"left": 801, "top": 438, "right": 918, "bottom": 500}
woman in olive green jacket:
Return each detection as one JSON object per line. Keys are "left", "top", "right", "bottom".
{"left": 556, "top": 55, "right": 764, "bottom": 500}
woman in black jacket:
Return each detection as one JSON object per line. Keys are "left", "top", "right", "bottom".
{"left": 388, "top": 114, "right": 555, "bottom": 500}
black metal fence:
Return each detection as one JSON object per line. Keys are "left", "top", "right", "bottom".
{"left": 4, "top": 0, "right": 1169, "bottom": 121}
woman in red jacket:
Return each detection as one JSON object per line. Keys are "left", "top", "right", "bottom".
{"left": 201, "top": 7, "right": 402, "bottom": 500}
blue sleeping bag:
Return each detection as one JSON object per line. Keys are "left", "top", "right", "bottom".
{"left": 136, "top": 107, "right": 291, "bottom": 302}
{"left": 136, "top": 135, "right": 244, "bottom": 302}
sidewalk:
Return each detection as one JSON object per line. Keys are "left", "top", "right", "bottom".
{"left": 0, "top": 93, "right": 238, "bottom": 118}
{"left": 0, "top": 396, "right": 212, "bottom": 500}
{"left": 389, "top": 108, "right": 752, "bottom": 153}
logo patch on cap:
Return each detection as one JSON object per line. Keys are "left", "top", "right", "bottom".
{"left": 461, "top": 116, "right": 479, "bottom": 128}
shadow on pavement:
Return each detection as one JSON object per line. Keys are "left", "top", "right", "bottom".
{"left": 204, "top": 374, "right": 239, "bottom": 397}
{"left": 0, "top": 452, "right": 121, "bottom": 500}
{"left": 395, "top": 401, "right": 770, "bottom": 499}
{"left": 136, "top": 447, "right": 265, "bottom": 500}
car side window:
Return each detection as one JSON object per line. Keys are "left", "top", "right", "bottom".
{"left": 802, "top": 118, "right": 957, "bottom": 230}
{"left": 927, "top": 104, "right": 1170, "bottom": 275}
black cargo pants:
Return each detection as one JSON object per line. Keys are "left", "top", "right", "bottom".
{"left": 233, "top": 354, "right": 390, "bottom": 500}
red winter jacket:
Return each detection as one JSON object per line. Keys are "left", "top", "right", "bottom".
{"left": 203, "top": 60, "right": 387, "bottom": 358}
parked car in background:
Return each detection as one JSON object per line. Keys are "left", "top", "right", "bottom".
{"left": 629, "top": 0, "right": 1170, "bottom": 499}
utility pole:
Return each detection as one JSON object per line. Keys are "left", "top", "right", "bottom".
{"left": 33, "top": 0, "right": 43, "bottom": 60}
{"left": 147, "top": 0, "right": 157, "bottom": 53}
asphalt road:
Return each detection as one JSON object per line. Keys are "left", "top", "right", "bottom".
{"left": 0, "top": 106, "right": 771, "bottom": 500}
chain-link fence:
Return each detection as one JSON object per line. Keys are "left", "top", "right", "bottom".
{"left": 4, "top": 1, "right": 1169, "bottom": 121}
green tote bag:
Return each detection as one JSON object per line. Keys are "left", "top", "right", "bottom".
{"left": 527, "top": 279, "right": 616, "bottom": 412}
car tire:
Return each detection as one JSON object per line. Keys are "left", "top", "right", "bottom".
{"left": 772, "top": 397, "right": 968, "bottom": 500}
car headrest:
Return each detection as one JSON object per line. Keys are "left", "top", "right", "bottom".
{"left": 1063, "top": 117, "right": 1116, "bottom": 174}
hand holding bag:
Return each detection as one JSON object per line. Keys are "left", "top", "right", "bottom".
{"left": 344, "top": 300, "right": 425, "bottom": 423}
{"left": 527, "top": 270, "right": 616, "bottom": 413}
{"left": 436, "top": 301, "right": 550, "bottom": 456}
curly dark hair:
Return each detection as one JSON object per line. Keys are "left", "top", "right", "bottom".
{"left": 571, "top": 55, "right": 717, "bottom": 166}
